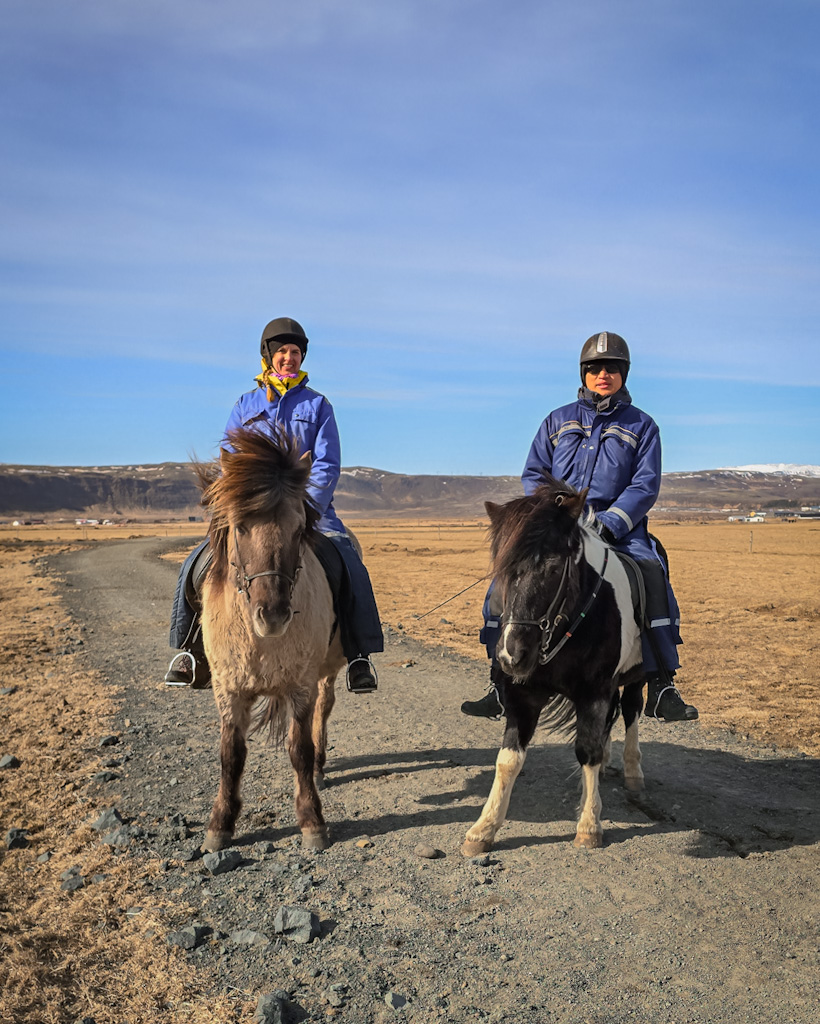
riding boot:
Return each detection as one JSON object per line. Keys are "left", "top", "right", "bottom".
{"left": 644, "top": 673, "right": 697, "bottom": 721}
{"left": 164, "top": 633, "right": 212, "bottom": 689}
{"left": 460, "top": 685, "right": 504, "bottom": 720}
{"left": 346, "top": 656, "right": 378, "bottom": 693}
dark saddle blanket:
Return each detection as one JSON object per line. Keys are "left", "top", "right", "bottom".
{"left": 614, "top": 550, "right": 646, "bottom": 628}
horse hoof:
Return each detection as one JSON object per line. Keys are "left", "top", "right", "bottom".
{"left": 461, "top": 839, "right": 492, "bottom": 858}
{"left": 314, "top": 773, "right": 327, "bottom": 791}
{"left": 573, "top": 832, "right": 603, "bottom": 849}
{"left": 302, "top": 828, "right": 330, "bottom": 851}
{"left": 201, "top": 830, "right": 233, "bottom": 853}
{"left": 624, "top": 777, "right": 645, "bottom": 794}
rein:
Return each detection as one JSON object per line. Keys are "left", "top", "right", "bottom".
{"left": 230, "top": 525, "right": 303, "bottom": 602}
{"left": 506, "top": 547, "right": 610, "bottom": 666}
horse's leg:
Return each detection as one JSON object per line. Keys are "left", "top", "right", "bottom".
{"left": 621, "top": 680, "right": 645, "bottom": 793}
{"left": 601, "top": 692, "right": 619, "bottom": 775}
{"left": 602, "top": 734, "right": 612, "bottom": 774}
{"left": 462, "top": 700, "right": 539, "bottom": 857}
{"left": 288, "top": 699, "right": 329, "bottom": 850}
{"left": 203, "top": 692, "right": 251, "bottom": 852}
{"left": 573, "top": 696, "right": 612, "bottom": 849}
{"left": 312, "top": 673, "right": 337, "bottom": 790}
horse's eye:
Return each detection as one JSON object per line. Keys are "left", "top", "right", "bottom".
{"left": 236, "top": 524, "right": 248, "bottom": 536}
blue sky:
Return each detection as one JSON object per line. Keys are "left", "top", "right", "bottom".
{"left": 1, "top": 0, "right": 817, "bottom": 474}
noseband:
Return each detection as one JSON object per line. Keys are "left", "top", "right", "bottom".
{"left": 231, "top": 525, "right": 303, "bottom": 602}
{"left": 505, "top": 547, "right": 609, "bottom": 666}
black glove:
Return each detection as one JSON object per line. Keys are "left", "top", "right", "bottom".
{"left": 593, "top": 518, "right": 616, "bottom": 545}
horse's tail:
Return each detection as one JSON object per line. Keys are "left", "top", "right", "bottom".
{"left": 537, "top": 693, "right": 577, "bottom": 738}
{"left": 249, "top": 694, "right": 290, "bottom": 745}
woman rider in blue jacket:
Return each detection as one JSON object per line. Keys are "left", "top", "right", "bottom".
{"left": 165, "top": 317, "right": 383, "bottom": 693}
{"left": 461, "top": 331, "right": 698, "bottom": 723}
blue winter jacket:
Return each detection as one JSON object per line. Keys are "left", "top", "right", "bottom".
{"left": 222, "top": 377, "right": 346, "bottom": 535}
{"left": 521, "top": 388, "right": 661, "bottom": 556}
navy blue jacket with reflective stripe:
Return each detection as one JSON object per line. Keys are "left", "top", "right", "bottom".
{"left": 521, "top": 390, "right": 661, "bottom": 548}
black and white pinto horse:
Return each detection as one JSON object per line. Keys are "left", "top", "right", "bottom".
{"left": 462, "top": 476, "right": 646, "bottom": 856}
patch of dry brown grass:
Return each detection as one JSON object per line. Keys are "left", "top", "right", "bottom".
{"left": 0, "top": 541, "right": 245, "bottom": 1024}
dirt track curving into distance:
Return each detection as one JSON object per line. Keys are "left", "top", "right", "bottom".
{"left": 30, "top": 537, "right": 820, "bottom": 1022}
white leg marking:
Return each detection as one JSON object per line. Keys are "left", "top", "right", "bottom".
{"left": 574, "top": 763, "right": 603, "bottom": 848}
{"left": 623, "top": 717, "right": 644, "bottom": 792}
{"left": 464, "top": 747, "right": 526, "bottom": 849}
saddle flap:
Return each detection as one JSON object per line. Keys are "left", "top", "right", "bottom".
{"left": 613, "top": 550, "right": 646, "bottom": 627}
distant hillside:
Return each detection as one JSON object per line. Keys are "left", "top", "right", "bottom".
{"left": 1, "top": 462, "right": 819, "bottom": 520}
{"left": 658, "top": 469, "right": 820, "bottom": 513}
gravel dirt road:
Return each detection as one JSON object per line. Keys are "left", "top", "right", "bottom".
{"left": 47, "top": 537, "right": 819, "bottom": 1024}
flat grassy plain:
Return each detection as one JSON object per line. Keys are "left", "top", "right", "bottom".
{"left": 3, "top": 515, "right": 818, "bottom": 755}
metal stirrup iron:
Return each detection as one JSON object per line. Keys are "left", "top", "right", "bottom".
{"left": 345, "top": 657, "right": 378, "bottom": 693}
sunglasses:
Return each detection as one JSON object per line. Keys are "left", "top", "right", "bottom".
{"left": 585, "top": 361, "right": 623, "bottom": 376}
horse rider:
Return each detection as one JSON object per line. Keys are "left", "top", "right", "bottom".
{"left": 461, "top": 331, "right": 698, "bottom": 723}
{"left": 164, "top": 317, "right": 383, "bottom": 693}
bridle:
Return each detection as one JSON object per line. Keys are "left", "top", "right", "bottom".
{"left": 230, "top": 524, "right": 304, "bottom": 602}
{"left": 504, "top": 547, "right": 609, "bottom": 666}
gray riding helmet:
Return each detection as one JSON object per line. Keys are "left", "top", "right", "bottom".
{"left": 260, "top": 317, "right": 309, "bottom": 366}
{"left": 579, "top": 331, "right": 630, "bottom": 383}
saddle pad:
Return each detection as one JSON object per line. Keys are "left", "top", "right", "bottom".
{"left": 613, "top": 550, "right": 646, "bottom": 627}
{"left": 313, "top": 533, "right": 345, "bottom": 606}
{"left": 185, "top": 541, "right": 213, "bottom": 610}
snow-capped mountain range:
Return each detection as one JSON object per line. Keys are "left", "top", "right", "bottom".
{"left": 718, "top": 464, "right": 820, "bottom": 477}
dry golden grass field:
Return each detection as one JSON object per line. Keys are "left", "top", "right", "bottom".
{"left": 1, "top": 517, "right": 818, "bottom": 1022}
{"left": 3, "top": 515, "right": 818, "bottom": 756}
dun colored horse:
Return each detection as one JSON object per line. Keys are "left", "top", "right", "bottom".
{"left": 198, "top": 427, "right": 346, "bottom": 852}
{"left": 463, "top": 477, "right": 646, "bottom": 856}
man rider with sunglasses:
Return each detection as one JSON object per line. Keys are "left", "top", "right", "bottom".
{"left": 462, "top": 331, "right": 698, "bottom": 723}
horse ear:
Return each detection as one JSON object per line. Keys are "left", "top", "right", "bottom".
{"left": 555, "top": 488, "right": 587, "bottom": 520}
{"left": 299, "top": 451, "right": 313, "bottom": 469}
{"left": 485, "top": 501, "right": 502, "bottom": 523}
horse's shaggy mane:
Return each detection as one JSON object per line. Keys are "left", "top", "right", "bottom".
{"left": 488, "top": 475, "right": 584, "bottom": 585}
{"left": 194, "top": 426, "right": 321, "bottom": 578}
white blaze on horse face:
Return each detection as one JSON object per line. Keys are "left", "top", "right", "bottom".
{"left": 497, "top": 623, "right": 515, "bottom": 673}
{"left": 497, "top": 584, "right": 534, "bottom": 676}
{"left": 580, "top": 529, "right": 641, "bottom": 673}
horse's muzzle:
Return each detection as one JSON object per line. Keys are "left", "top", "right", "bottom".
{"left": 252, "top": 604, "right": 294, "bottom": 638}
{"left": 497, "top": 625, "right": 538, "bottom": 678}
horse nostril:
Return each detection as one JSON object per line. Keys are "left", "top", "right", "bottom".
{"left": 252, "top": 604, "right": 293, "bottom": 638}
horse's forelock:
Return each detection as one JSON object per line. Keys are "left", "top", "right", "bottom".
{"left": 213, "top": 427, "right": 311, "bottom": 519}
{"left": 490, "top": 478, "right": 584, "bottom": 583}
{"left": 201, "top": 426, "right": 316, "bottom": 576}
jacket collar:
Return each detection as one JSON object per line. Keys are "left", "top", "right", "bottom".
{"left": 578, "top": 385, "right": 632, "bottom": 414}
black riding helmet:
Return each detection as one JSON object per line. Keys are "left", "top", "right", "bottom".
{"left": 579, "top": 331, "right": 630, "bottom": 384}
{"left": 260, "top": 317, "right": 309, "bottom": 367}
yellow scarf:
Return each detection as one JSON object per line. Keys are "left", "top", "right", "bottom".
{"left": 254, "top": 361, "right": 308, "bottom": 401}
